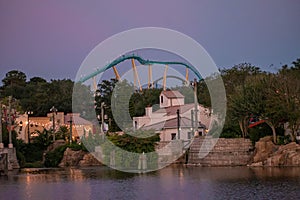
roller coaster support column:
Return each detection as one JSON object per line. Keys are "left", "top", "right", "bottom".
{"left": 185, "top": 68, "right": 189, "bottom": 84}
{"left": 92, "top": 77, "right": 97, "bottom": 92}
{"left": 113, "top": 66, "right": 121, "bottom": 81}
{"left": 163, "top": 65, "right": 168, "bottom": 91}
{"left": 131, "top": 59, "right": 142, "bottom": 91}
{"left": 148, "top": 65, "right": 153, "bottom": 89}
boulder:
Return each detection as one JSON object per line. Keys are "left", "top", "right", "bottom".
{"left": 251, "top": 137, "right": 300, "bottom": 167}
{"left": 58, "top": 148, "right": 85, "bottom": 167}
{"left": 252, "top": 136, "right": 278, "bottom": 163}
{"left": 79, "top": 153, "right": 102, "bottom": 167}
{"left": 264, "top": 142, "right": 300, "bottom": 166}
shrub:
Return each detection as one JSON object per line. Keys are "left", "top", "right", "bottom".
{"left": 67, "top": 143, "right": 87, "bottom": 152}
{"left": 44, "top": 145, "right": 67, "bottom": 167}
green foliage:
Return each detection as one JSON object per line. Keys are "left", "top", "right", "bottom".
{"left": 0, "top": 71, "right": 91, "bottom": 116}
{"left": 32, "top": 129, "right": 53, "bottom": 149}
{"left": 95, "top": 79, "right": 162, "bottom": 131}
{"left": 17, "top": 143, "right": 44, "bottom": 163}
{"left": 107, "top": 130, "right": 160, "bottom": 153}
{"left": 15, "top": 129, "right": 53, "bottom": 167}
{"left": 129, "top": 88, "right": 162, "bottom": 117}
{"left": 1, "top": 70, "right": 27, "bottom": 99}
{"left": 55, "top": 125, "right": 69, "bottom": 140}
{"left": 248, "top": 123, "right": 272, "bottom": 144}
{"left": 80, "top": 130, "right": 160, "bottom": 170}
{"left": 220, "top": 122, "right": 241, "bottom": 138}
{"left": 43, "top": 143, "right": 87, "bottom": 167}
{"left": 16, "top": 147, "right": 26, "bottom": 167}
{"left": 67, "top": 143, "right": 87, "bottom": 152}
{"left": 44, "top": 145, "right": 67, "bottom": 167}
{"left": 1, "top": 123, "right": 18, "bottom": 147}
{"left": 221, "top": 61, "right": 300, "bottom": 143}
{"left": 277, "top": 135, "right": 292, "bottom": 145}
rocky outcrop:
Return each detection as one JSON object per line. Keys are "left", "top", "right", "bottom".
{"left": 59, "top": 148, "right": 102, "bottom": 167}
{"left": 250, "top": 137, "right": 300, "bottom": 167}
{"left": 59, "top": 148, "right": 86, "bottom": 167}
{"left": 78, "top": 153, "right": 102, "bottom": 167}
{"left": 252, "top": 136, "right": 278, "bottom": 163}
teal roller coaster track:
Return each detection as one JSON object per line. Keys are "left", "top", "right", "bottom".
{"left": 78, "top": 54, "right": 202, "bottom": 83}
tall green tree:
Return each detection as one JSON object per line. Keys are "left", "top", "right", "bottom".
{"left": 1, "top": 70, "right": 27, "bottom": 99}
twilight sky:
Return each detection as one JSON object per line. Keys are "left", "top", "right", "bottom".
{"left": 0, "top": 0, "right": 300, "bottom": 82}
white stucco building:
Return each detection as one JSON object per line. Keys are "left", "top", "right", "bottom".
{"left": 15, "top": 112, "right": 94, "bottom": 143}
{"left": 133, "top": 90, "right": 211, "bottom": 141}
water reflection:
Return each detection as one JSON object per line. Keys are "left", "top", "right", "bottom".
{"left": 0, "top": 166, "right": 300, "bottom": 199}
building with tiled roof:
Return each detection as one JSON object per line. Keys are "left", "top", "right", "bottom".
{"left": 133, "top": 90, "right": 211, "bottom": 141}
{"left": 15, "top": 112, "right": 93, "bottom": 143}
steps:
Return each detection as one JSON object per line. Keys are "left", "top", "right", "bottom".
{"left": 188, "top": 137, "right": 254, "bottom": 166}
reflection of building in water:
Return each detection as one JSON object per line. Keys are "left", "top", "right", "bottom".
{"left": 15, "top": 112, "right": 93, "bottom": 143}
{"left": 21, "top": 169, "right": 91, "bottom": 199}
{"left": 133, "top": 91, "right": 211, "bottom": 141}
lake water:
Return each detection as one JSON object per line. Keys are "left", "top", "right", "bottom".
{"left": 1, "top": 166, "right": 300, "bottom": 200}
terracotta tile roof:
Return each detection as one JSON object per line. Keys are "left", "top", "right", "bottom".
{"left": 161, "top": 90, "right": 184, "bottom": 98}
{"left": 65, "top": 114, "right": 93, "bottom": 125}
{"left": 154, "top": 103, "right": 194, "bottom": 116}
{"left": 143, "top": 117, "right": 192, "bottom": 130}
{"left": 143, "top": 116, "right": 207, "bottom": 131}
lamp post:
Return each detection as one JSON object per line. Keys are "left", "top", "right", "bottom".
{"left": 100, "top": 102, "right": 105, "bottom": 133}
{"left": 68, "top": 115, "right": 73, "bottom": 144}
{"left": 177, "top": 109, "right": 180, "bottom": 140}
{"left": 50, "top": 106, "right": 58, "bottom": 141}
{"left": 192, "top": 79, "right": 198, "bottom": 133}
{"left": 8, "top": 96, "right": 13, "bottom": 148}
{"left": 26, "top": 111, "right": 33, "bottom": 144}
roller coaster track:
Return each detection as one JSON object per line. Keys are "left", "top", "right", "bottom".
{"left": 78, "top": 54, "right": 202, "bottom": 83}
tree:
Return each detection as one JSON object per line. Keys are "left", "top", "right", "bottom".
{"left": 222, "top": 64, "right": 264, "bottom": 138}
{"left": 95, "top": 79, "right": 119, "bottom": 131}
{"left": 2, "top": 70, "right": 26, "bottom": 87}
{"left": 269, "top": 62, "right": 300, "bottom": 141}
{"left": 1, "top": 70, "right": 27, "bottom": 99}
{"left": 29, "top": 77, "right": 47, "bottom": 84}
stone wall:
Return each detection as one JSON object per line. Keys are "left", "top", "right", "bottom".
{"left": 188, "top": 137, "right": 254, "bottom": 166}
{"left": 0, "top": 148, "right": 20, "bottom": 170}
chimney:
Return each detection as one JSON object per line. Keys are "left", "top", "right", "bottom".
{"left": 145, "top": 106, "right": 152, "bottom": 116}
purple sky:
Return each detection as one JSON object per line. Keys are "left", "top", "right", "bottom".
{"left": 1, "top": 0, "right": 300, "bottom": 82}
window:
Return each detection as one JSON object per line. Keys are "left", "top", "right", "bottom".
{"left": 134, "top": 121, "right": 137, "bottom": 129}
{"left": 188, "top": 132, "right": 192, "bottom": 139}
{"left": 161, "top": 96, "right": 163, "bottom": 103}
{"left": 171, "top": 133, "right": 176, "bottom": 140}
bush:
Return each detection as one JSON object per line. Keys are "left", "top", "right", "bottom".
{"left": 44, "top": 145, "right": 67, "bottom": 167}
{"left": 67, "top": 143, "right": 87, "bottom": 152}
{"left": 248, "top": 123, "right": 272, "bottom": 144}
{"left": 277, "top": 135, "right": 291, "bottom": 145}
{"left": 16, "top": 150, "right": 26, "bottom": 168}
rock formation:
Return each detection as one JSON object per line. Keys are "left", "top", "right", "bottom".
{"left": 59, "top": 148, "right": 102, "bottom": 167}
{"left": 250, "top": 136, "right": 300, "bottom": 166}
